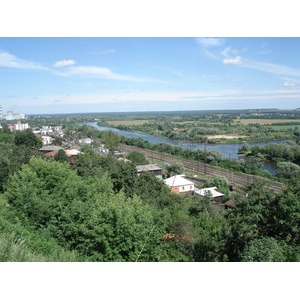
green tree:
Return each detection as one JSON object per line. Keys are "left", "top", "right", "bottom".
{"left": 14, "top": 129, "right": 43, "bottom": 149}
{"left": 54, "top": 149, "right": 69, "bottom": 163}
{"left": 126, "top": 151, "right": 149, "bottom": 165}
{"left": 240, "top": 237, "right": 284, "bottom": 262}
{"left": 52, "top": 137, "right": 63, "bottom": 146}
{"left": 108, "top": 160, "right": 138, "bottom": 197}
{"left": 134, "top": 172, "right": 170, "bottom": 207}
{"left": 240, "top": 157, "right": 263, "bottom": 173}
{"left": 102, "top": 130, "right": 121, "bottom": 153}
{"left": 204, "top": 175, "right": 230, "bottom": 189}
{"left": 225, "top": 181, "right": 276, "bottom": 261}
{"left": 0, "top": 143, "right": 43, "bottom": 192}
{"left": 276, "top": 161, "right": 300, "bottom": 179}
{"left": 166, "top": 161, "right": 184, "bottom": 177}
{"left": 238, "top": 143, "right": 250, "bottom": 154}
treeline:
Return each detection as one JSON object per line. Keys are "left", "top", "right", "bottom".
{"left": 243, "top": 140, "right": 300, "bottom": 179}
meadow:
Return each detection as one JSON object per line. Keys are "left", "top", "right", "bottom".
{"left": 235, "top": 119, "right": 300, "bottom": 125}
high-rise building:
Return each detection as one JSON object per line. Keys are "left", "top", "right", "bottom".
{"left": 0, "top": 105, "right": 2, "bottom": 119}
{"left": 6, "top": 111, "right": 14, "bottom": 120}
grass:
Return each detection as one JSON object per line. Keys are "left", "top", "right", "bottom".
{"left": 269, "top": 125, "right": 300, "bottom": 130}
{"left": 234, "top": 119, "right": 300, "bottom": 125}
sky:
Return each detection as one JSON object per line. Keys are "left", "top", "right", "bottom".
{"left": 1, "top": 37, "right": 300, "bottom": 115}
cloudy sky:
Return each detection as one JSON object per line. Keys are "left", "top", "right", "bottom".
{"left": 1, "top": 37, "right": 300, "bottom": 115}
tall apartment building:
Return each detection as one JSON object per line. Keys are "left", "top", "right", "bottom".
{"left": 0, "top": 105, "right": 2, "bottom": 119}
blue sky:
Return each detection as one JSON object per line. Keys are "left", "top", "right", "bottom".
{"left": 1, "top": 37, "right": 300, "bottom": 115}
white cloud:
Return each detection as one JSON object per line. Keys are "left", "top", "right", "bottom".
{"left": 242, "top": 60, "right": 300, "bottom": 77}
{"left": 54, "top": 65, "right": 165, "bottom": 83}
{"left": 195, "top": 38, "right": 225, "bottom": 47}
{"left": 0, "top": 52, "right": 47, "bottom": 70}
{"left": 282, "top": 81, "right": 296, "bottom": 87}
{"left": 221, "top": 47, "right": 248, "bottom": 57}
{"left": 221, "top": 47, "right": 232, "bottom": 57}
{"left": 53, "top": 59, "right": 76, "bottom": 68}
{"left": 223, "top": 56, "right": 245, "bottom": 65}
{"left": 195, "top": 38, "right": 225, "bottom": 60}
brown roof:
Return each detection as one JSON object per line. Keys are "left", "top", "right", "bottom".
{"left": 45, "top": 150, "right": 58, "bottom": 157}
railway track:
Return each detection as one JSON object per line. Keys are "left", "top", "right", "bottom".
{"left": 120, "top": 144, "right": 285, "bottom": 193}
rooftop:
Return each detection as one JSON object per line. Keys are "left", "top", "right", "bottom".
{"left": 164, "top": 175, "right": 194, "bottom": 187}
{"left": 136, "top": 164, "right": 162, "bottom": 172}
{"left": 194, "top": 187, "right": 225, "bottom": 198}
{"left": 39, "top": 145, "right": 64, "bottom": 152}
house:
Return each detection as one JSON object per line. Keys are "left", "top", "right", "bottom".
{"left": 39, "top": 145, "right": 64, "bottom": 153}
{"left": 136, "top": 164, "right": 163, "bottom": 180}
{"left": 78, "top": 138, "right": 93, "bottom": 145}
{"left": 64, "top": 149, "right": 82, "bottom": 157}
{"left": 98, "top": 144, "right": 109, "bottom": 154}
{"left": 164, "top": 174, "right": 195, "bottom": 194}
{"left": 44, "top": 149, "right": 81, "bottom": 160}
{"left": 41, "top": 135, "right": 52, "bottom": 145}
{"left": 194, "top": 186, "right": 224, "bottom": 204}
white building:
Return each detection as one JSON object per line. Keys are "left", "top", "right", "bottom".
{"left": 79, "top": 138, "right": 93, "bottom": 145}
{"left": 5, "top": 111, "right": 14, "bottom": 120}
{"left": 194, "top": 187, "right": 225, "bottom": 204}
{"left": 164, "top": 174, "right": 195, "bottom": 194}
{"left": 14, "top": 121, "right": 29, "bottom": 131}
{"left": 4, "top": 110, "right": 25, "bottom": 120}
{"left": 41, "top": 136, "right": 52, "bottom": 145}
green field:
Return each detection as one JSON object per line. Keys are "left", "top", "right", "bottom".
{"left": 270, "top": 125, "right": 300, "bottom": 130}
{"left": 234, "top": 119, "right": 300, "bottom": 125}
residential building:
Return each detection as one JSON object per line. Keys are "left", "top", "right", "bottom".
{"left": 14, "top": 121, "right": 29, "bottom": 131}
{"left": 78, "top": 138, "right": 93, "bottom": 145}
{"left": 136, "top": 164, "right": 163, "bottom": 180}
{"left": 41, "top": 135, "right": 52, "bottom": 145}
{"left": 39, "top": 145, "right": 64, "bottom": 153}
{"left": 194, "top": 186, "right": 224, "bottom": 204}
{"left": 164, "top": 174, "right": 195, "bottom": 194}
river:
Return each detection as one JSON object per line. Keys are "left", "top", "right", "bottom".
{"left": 86, "top": 122, "right": 286, "bottom": 175}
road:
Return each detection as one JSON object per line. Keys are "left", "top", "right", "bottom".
{"left": 120, "top": 144, "right": 285, "bottom": 193}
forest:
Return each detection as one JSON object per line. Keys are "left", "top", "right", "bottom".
{"left": 0, "top": 115, "right": 299, "bottom": 262}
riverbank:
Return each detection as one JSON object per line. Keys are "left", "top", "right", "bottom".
{"left": 97, "top": 123, "right": 289, "bottom": 145}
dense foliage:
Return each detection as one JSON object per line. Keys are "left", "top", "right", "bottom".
{"left": 1, "top": 113, "right": 299, "bottom": 262}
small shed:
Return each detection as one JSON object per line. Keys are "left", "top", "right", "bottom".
{"left": 136, "top": 164, "right": 163, "bottom": 180}
{"left": 194, "top": 186, "right": 225, "bottom": 204}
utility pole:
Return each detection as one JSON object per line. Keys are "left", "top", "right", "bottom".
{"left": 204, "top": 138, "right": 207, "bottom": 175}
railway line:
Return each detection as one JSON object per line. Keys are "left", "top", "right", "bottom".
{"left": 120, "top": 144, "right": 285, "bottom": 193}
